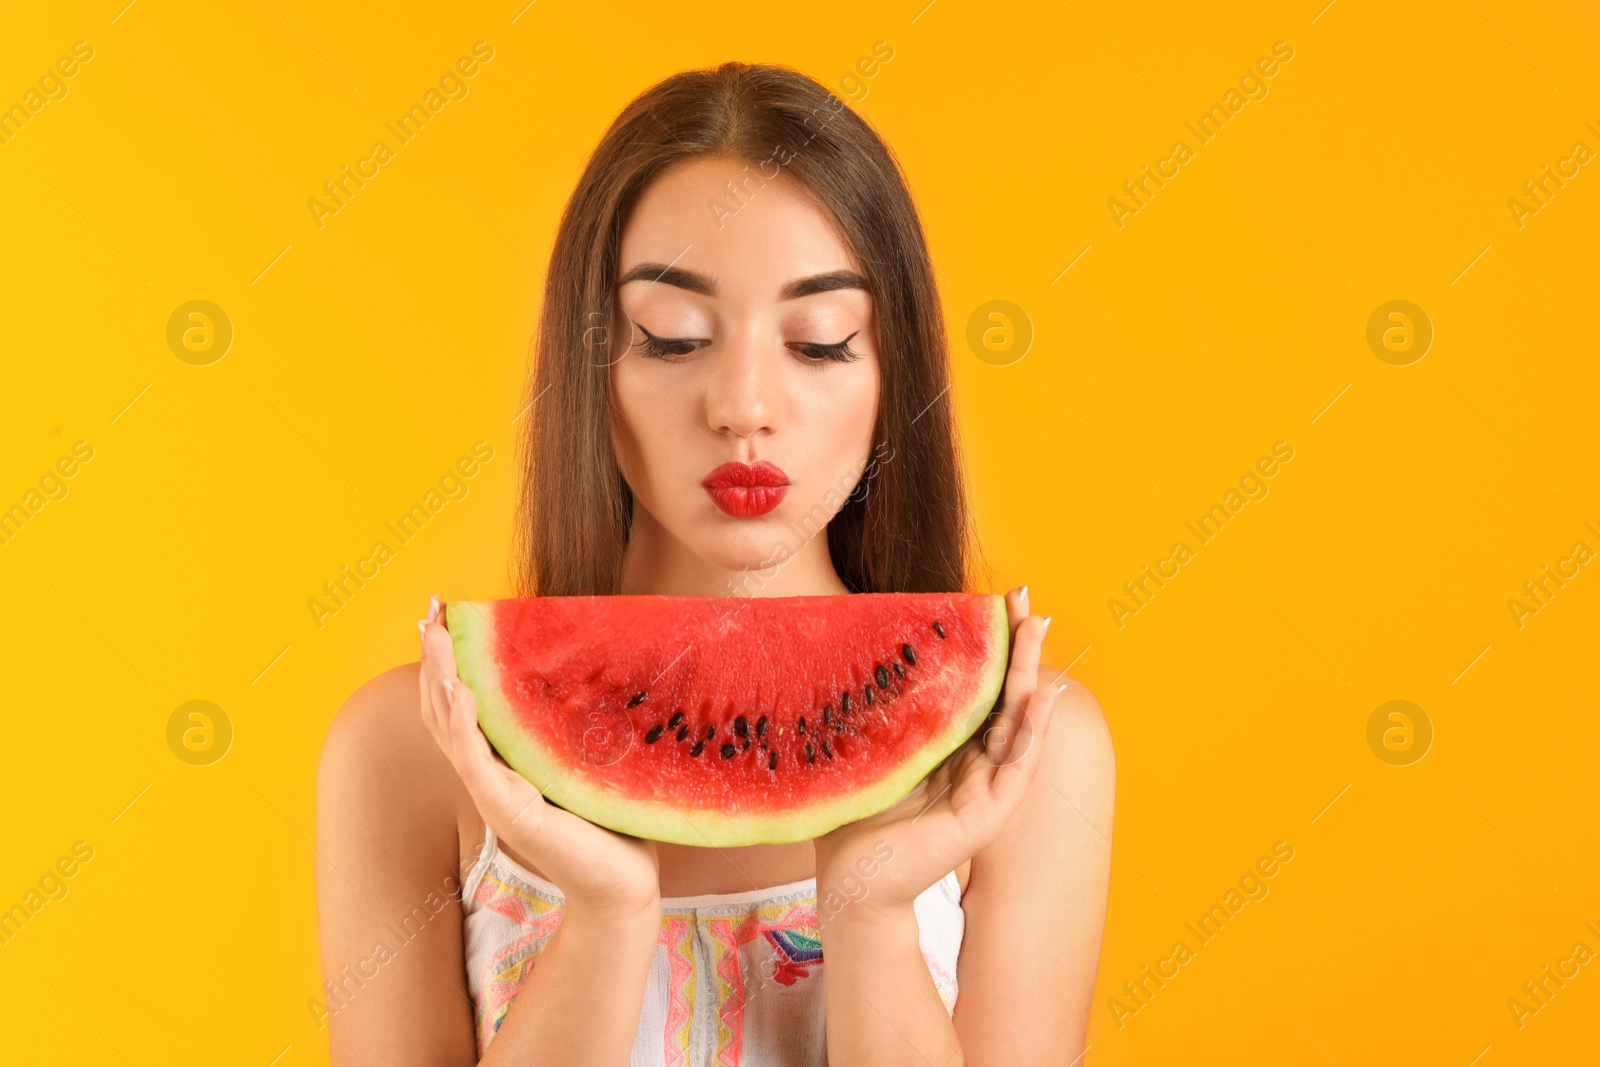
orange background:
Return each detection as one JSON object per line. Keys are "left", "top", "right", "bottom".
{"left": 2, "top": 0, "right": 1597, "bottom": 1062}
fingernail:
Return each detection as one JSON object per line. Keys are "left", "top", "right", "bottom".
{"left": 427, "top": 595, "right": 441, "bottom": 624}
{"left": 1019, "top": 585, "right": 1030, "bottom": 612}
{"left": 418, "top": 620, "right": 428, "bottom": 649}
{"left": 1041, "top": 616, "right": 1053, "bottom": 635}
{"left": 1055, "top": 682, "right": 1069, "bottom": 697}
{"left": 442, "top": 678, "right": 455, "bottom": 696}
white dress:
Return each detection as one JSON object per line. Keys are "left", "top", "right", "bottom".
{"left": 460, "top": 826, "right": 966, "bottom": 1065}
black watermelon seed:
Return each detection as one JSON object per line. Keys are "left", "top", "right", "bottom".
{"left": 706, "top": 724, "right": 716, "bottom": 739}
{"left": 720, "top": 743, "right": 737, "bottom": 759}
{"left": 892, "top": 661, "right": 904, "bottom": 679}
{"left": 798, "top": 716, "right": 808, "bottom": 735}
{"left": 840, "top": 692, "right": 852, "bottom": 714}
{"left": 875, "top": 665, "right": 890, "bottom": 689}
{"left": 822, "top": 740, "right": 834, "bottom": 760}
{"left": 627, "top": 691, "right": 647, "bottom": 707}
{"left": 645, "top": 724, "right": 664, "bottom": 743}
{"left": 676, "top": 726, "right": 688, "bottom": 742}
{"left": 804, "top": 742, "right": 816, "bottom": 763}
{"left": 768, "top": 751, "right": 779, "bottom": 771}
{"left": 836, "top": 721, "right": 845, "bottom": 733}
{"left": 902, "top": 644, "right": 917, "bottom": 666}
{"left": 740, "top": 735, "right": 751, "bottom": 750}
{"left": 756, "top": 716, "right": 768, "bottom": 737}
{"left": 734, "top": 715, "right": 749, "bottom": 738}
{"left": 822, "top": 705, "right": 832, "bottom": 725}
{"left": 932, "top": 620, "right": 946, "bottom": 639}
{"left": 668, "top": 711, "right": 684, "bottom": 730}
{"left": 690, "top": 740, "right": 705, "bottom": 757}
{"left": 863, "top": 685, "right": 875, "bottom": 705}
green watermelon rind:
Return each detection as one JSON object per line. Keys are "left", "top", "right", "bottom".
{"left": 447, "top": 595, "right": 1010, "bottom": 848}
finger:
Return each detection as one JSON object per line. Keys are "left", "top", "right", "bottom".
{"left": 417, "top": 594, "right": 442, "bottom": 663}
{"left": 983, "top": 614, "right": 1048, "bottom": 766}
{"left": 442, "top": 681, "right": 647, "bottom": 861}
{"left": 418, "top": 629, "right": 445, "bottom": 742}
{"left": 419, "top": 608, "right": 458, "bottom": 735}
{"left": 444, "top": 676, "right": 545, "bottom": 831}
{"left": 422, "top": 616, "right": 457, "bottom": 684}
{"left": 1005, "top": 585, "right": 1029, "bottom": 643}
{"left": 988, "top": 677, "right": 1065, "bottom": 811}
{"left": 418, "top": 615, "right": 444, "bottom": 744}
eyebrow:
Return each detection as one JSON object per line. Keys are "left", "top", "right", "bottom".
{"left": 615, "top": 263, "right": 870, "bottom": 300}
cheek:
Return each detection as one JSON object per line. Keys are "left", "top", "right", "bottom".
{"left": 819, "top": 363, "right": 883, "bottom": 451}
{"left": 609, "top": 361, "right": 701, "bottom": 502}
{"left": 794, "top": 361, "right": 879, "bottom": 483}
{"left": 608, "top": 364, "right": 655, "bottom": 483}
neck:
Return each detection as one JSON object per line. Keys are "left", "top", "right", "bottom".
{"left": 617, "top": 504, "right": 853, "bottom": 597}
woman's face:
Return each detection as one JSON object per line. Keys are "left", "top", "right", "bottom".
{"left": 609, "top": 156, "right": 880, "bottom": 588}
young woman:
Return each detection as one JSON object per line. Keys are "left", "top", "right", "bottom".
{"left": 316, "top": 62, "right": 1114, "bottom": 1066}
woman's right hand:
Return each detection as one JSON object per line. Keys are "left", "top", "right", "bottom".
{"left": 418, "top": 597, "right": 662, "bottom": 921}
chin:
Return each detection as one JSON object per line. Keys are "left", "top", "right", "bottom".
{"left": 691, "top": 522, "right": 799, "bottom": 579}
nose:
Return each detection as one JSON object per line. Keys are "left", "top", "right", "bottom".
{"left": 704, "top": 329, "right": 777, "bottom": 441}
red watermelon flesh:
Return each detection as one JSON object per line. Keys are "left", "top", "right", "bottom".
{"left": 446, "top": 593, "right": 1010, "bottom": 846}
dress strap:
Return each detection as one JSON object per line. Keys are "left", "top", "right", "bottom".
{"left": 458, "top": 823, "right": 499, "bottom": 907}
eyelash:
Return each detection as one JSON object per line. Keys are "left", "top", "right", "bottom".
{"left": 631, "top": 325, "right": 862, "bottom": 364}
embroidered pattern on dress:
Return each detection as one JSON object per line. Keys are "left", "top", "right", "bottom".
{"left": 922, "top": 952, "right": 959, "bottom": 1014}
{"left": 465, "top": 853, "right": 960, "bottom": 1065}
{"left": 472, "top": 869, "right": 565, "bottom": 1058}
{"left": 660, "top": 916, "right": 696, "bottom": 1067}
{"left": 764, "top": 927, "right": 823, "bottom": 986}
{"left": 703, "top": 900, "right": 821, "bottom": 1067}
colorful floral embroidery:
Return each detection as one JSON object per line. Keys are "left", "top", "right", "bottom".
{"left": 465, "top": 849, "right": 962, "bottom": 1065}
{"left": 703, "top": 901, "right": 821, "bottom": 1065}
{"left": 471, "top": 870, "right": 565, "bottom": 1058}
{"left": 764, "top": 927, "right": 823, "bottom": 985}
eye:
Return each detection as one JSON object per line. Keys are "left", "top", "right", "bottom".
{"left": 790, "top": 330, "right": 863, "bottom": 364}
{"left": 628, "top": 324, "right": 864, "bottom": 363}
{"left": 630, "top": 323, "right": 703, "bottom": 360}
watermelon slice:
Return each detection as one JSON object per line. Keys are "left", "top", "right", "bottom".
{"left": 445, "top": 593, "right": 1010, "bottom": 846}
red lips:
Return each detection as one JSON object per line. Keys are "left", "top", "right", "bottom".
{"left": 702, "top": 461, "right": 789, "bottom": 517}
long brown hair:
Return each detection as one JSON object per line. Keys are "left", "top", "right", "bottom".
{"left": 513, "top": 61, "right": 979, "bottom": 597}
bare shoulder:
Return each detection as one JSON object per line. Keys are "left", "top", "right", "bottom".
{"left": 966, "top": 667, "right": 1114, "bottom": 900}
{"left": 315, "top": 664, "right": 480, "bottom": 1060}
{"left": 317, "top": 662, "right": 466, "bottom": 858}
{"left": 321, "top": 662, "right": 433, "bottom": 786}
{"left": 1033, "top": 665, "right": 1116, "bottom": 792}
{"left": 324, "top": 662, "right": 416, "bottom": 750}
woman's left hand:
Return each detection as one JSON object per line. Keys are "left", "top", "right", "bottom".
{"left": 812, "top": 586, "right": 1060, "bottom": 922}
